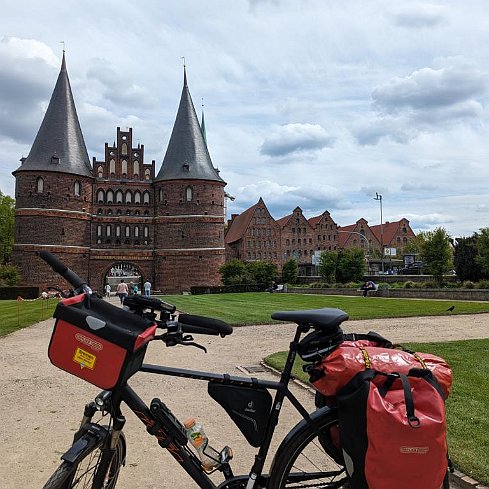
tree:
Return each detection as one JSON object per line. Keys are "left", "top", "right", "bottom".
{"left": 219, "top": 259, "right": 249, "bottom": 285}
{"left": 0, "top": 191, "right": 15, "bottom": 264}
{"left": 282, "top": 258, "right": 298, "bottom": 284}
{"left": 420, "top": 227, "right": 453, "bottom": 286}
{"left": 453, "top": 236, "right": 483, "bottom": 281}
{"left": 318, "top": 251, "right": 338, "bottom": 283}
{"left": 336, "top": 248, "right": 366, "bottom": 283}
{"left": 403, "top": 232, "right": 428, "bottom": 257}
{"left": 0, "top": 264, "right": 20, "bottom": 286}
{"left": 247, "top": 260, "right": 277, "bottom": 286}
{"left": 475, "top": 228, "right": 489, "bottom": 277}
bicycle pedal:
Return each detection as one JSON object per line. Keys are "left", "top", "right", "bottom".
{"left": 150, "top": 398, "right": 188, "bottom": 446}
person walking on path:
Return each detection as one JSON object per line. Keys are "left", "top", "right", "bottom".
{"left": 104, "top": 283, "right": 111, "bottom": 299}
{"left": 116, "top": 280, "right": 129, "bottom": 304}
{"left": 144, "top": 280, "right": 151, "bottom": 297}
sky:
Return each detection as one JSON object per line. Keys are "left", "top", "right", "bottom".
{"left": 1, "top": 0, "right": 488, "bottom": 237}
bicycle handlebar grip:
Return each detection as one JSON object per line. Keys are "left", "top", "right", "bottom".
{"left": 39, "top": 250, "right": 86, "bottom": 289}
{"left": 178, "top": 314, "right": 233, "bottom": 336}
{"left": 127, "top": 295, "right": 176, "bottom": 313}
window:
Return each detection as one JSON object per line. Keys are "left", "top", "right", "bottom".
{"left": 121, "top": 160, "right": 127, "bottom": 176}
{"left": 106, "top": 225, "right": 111, "bottom": 237}
{"left": 115, "top": 225, "right": 121, "bottom": 238}
{"left": 106, "top": 189, "right": 114, "bottom": 203}
{"left": 125, "top": 226, "right": 130, "bottom": 238}
{"left": 185, "top": 186, "right": 193, "bottom": 202}
{"left": 143, "top": 191, "right": 150, "bottom": 204}
{"left": 121, "top": 143, "right": 128, "bottom": 155}
{"left": 125, "top": 190, "right": 132, "bottom": 204}
{"left": 97, "top": 166, "right": 103, "bottom": 178}
{"left": 145, "top": 169, "right": 150, "bottom": 180}
{"left": 97, "top": 225, "right": 102, "bottom": 237}
{"left": 97, "top": 189, "right": 104, "bottom": 203}
{"left": 74, "top": 181, "right": 81, "bottom": 196}
{"left": 109, "top": 159, "right": 115, "bottom": 175}
{"left": 144, "top": 226, "right": 149, "bottom": 238}
{"left": 133, "top": 161, "right": 139, "bottom": 177}
{"left": 134, "top": 191, "right": 141, "bottom": 204}
{"left": 116, "top": 190, "right": 123, "bottom": 204}
{"left": 36, "top": 177, "right": 43, "bottom": 193}
{"left": 159, "top": 188, "right": 164, "bottom": 202}
{"left": 134, "top": 226, "right": 140, "bottom": 238}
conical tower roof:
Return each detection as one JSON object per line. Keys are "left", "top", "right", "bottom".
{"left": 155, "top": 68, "right": 224, "bottom": 183}
{"left": 13, "top": 52, "right": 92, "bottom": 177}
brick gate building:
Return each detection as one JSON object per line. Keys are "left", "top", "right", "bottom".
{"left": 12, "top": 54, "right": 226, "bottom": 293}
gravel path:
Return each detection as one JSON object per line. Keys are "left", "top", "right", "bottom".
{"left": 1, "top": 308, "right": 488, "bottom": 488}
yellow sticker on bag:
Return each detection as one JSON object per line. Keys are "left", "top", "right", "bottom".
{"left": 73, "top": 347, "right": 96, "bottom": 370}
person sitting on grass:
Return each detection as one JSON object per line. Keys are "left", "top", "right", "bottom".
{"left": 360, "top": 280, "right": 377, "bottom": 297}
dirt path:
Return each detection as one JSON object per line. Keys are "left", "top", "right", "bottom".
{"left": 1, "top": 311, "right": 488, "bottom": 488}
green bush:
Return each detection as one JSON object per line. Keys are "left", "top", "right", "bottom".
{"left": 463, "top": 280, "right": 475, "bottom": 289}
{"left": 344, "top": 282, "right": 359, "bottom": 288}
{"left": 310, "top": 282, "right": 330, "bottom": 288}
{"left": 0, "top": 264, "right": 20, "bottom": 286}
{"left": 404, "top": 281, "right": 415, "bottom": 289}
{"left": 477, "top": 280, "right": 489, "bottom": 289}
{"left": 423, "top": 281, "right": 436, "bottom": 288}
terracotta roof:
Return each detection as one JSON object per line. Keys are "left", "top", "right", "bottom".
{"left": 370, "top": 220, "right": 410, "bottom": 246}
{"left": 13, "top": 52, "right": 92, "bottom": 178}
{"left": 337, "top": 224, "right": 356, "bottom": 248}
{"left": 276, "top": 213, "right": 292, "bottom": 227}
{"left": 155, "top": 68, "right": 224, "bottom": 183}
{"left": 308, "top": 215, "right": 322, "bottom": 227}
{"left": 225, "top": 202, "right": 258, "bottom": 244}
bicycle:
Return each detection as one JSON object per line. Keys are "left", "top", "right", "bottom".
{"left": 38, "top": 251, "right": 448, "bottom": 489}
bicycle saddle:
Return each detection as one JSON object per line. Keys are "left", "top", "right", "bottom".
{"left": 271, "top": 308, "right": 349, "bottom": 332}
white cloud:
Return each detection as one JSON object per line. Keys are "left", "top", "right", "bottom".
{"left": 260, "top": 123, "right": 334, "bottom": 156}
{"left": 390, "top": 4, "right": 447, "bottom": 28}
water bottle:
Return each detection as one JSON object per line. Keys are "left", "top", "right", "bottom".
{"left": 183, "top": 418, "right": 219, "bottom": 471}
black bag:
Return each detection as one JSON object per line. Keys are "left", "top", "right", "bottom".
{"left": 208, "top": 383, "right": 272, "bottom": 447}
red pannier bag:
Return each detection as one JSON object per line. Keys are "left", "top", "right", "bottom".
{"left": 311, "top": 334, "right": 452, "bottom": 398}
{"left": 337, "top": 368, "right": 448, "bottom": 489}
{"left": 48, "top": 293, "right": 157, "bottom": 389}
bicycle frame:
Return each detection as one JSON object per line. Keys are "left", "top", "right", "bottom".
{"left": 85, "top": 323, "right": 322, "bottom": 489}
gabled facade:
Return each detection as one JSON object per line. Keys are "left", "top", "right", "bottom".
{"left": 370, "top": 218, "right": 416, "bottom": 255}
{"left": 337, "top": 218, "right": 380, "bottom": 256}
{"left": 278, "top": 207, "right": 315, "bottom": 265}
{"left": 225, "top": 198, "right": 281, "bottom": 268}
{"left": 12, "top": 56, "right": 226, "bottom": 293}
{"left": 308, "top": 211, "right": 339, "bottom": 252}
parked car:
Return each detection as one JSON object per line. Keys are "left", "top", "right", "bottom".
{"left": 400, "top": 261, "right": 425, "bottom": 275}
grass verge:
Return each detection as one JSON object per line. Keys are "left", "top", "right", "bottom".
{"left": 264, "top": 339, "right": 489, "bottom": 485}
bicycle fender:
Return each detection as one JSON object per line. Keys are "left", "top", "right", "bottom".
{"left": 61, "top": 424, "right": 109, "bottom": 464}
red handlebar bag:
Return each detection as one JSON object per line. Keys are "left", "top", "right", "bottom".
{"left": 48, "top": 294, "right": 157, "bottom": 389}
{"left": 337, "top": 369, "right": 448, "bottom": 489}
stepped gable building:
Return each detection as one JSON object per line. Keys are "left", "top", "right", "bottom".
{"left": 225, "top": 198, "right": 416, "bottom": 274}
{"left": 12, "top": 54, "right": 226, "bottom": 293}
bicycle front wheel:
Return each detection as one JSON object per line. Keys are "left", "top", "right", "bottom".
{"left": 268, "top": 410, "right": 349, "bottom": 488}
{"left": 42, "top": 430, "right": 126, "bottom": 489}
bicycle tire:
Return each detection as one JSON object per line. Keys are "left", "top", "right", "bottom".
{"left": 42, "top": 430, "right": 126, "bottom": 489}
{"left": 268, "top": 409, "right": 349, "bottom": 488}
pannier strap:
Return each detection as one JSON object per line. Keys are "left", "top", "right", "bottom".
{"left": 400, "top": 374, "right": 421, "bottom": 428}
{"left": 359, "top": 347, "right": 372, "bottom": 369}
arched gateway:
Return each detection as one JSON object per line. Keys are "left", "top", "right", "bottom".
{"left": 104, "top": 262, "right": 142, "bottom": 294}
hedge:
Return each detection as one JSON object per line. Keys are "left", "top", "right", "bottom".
{"left": 0, "top": 286, "right": 40, "bottom": 300}
{"left": 190, "top": 284, "right": 267, "bottom": 295}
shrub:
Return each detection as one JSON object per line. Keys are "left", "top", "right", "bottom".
{"left": 310, "top": 282, "right": 327, "bottom": 288}
{"left": 0, "top": 264, "right": 20, "bottom": 286}
{"left": 423, "top": 281, "right": 436, "bottom": 288}
{"left": 344, "top": 282, "right": 358, "bottom": 288}
{"left": 477, "top": 279, "right": 489, "bottom": 289}
{"left": 463, "top": 280, "right": 475, "bottom": 289}
{"left": 404, "top": 281, "right": 415, "bottom": 289}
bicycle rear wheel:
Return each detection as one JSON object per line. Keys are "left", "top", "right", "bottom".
{"left": 268, "top": 410, "right": 348, "bottom": 488}
{"left": 42, "top": 430, "right": 126, "bottom": 489}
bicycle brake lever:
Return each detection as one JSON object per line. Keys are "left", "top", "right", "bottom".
{"left": 181, "top": 340, "right": 207, "bottom": 353}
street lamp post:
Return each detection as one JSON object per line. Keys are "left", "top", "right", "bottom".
{"left": 374, "top": 192, "right": 384, "bottom": 273}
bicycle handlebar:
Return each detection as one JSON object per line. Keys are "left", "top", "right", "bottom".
{"left": 123, "top": 295, "right": 176, "bottom": 314}
{"left": 39, "top": 250, "right": 88, "bottom": 290}
{"left": 177, "top": 314, "right": 233, "bottom": 336}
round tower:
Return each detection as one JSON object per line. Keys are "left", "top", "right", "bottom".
{"left": 154, "top": 68, "right": 226, "bottom": 293}
{"left": 12, "top": 52, "right": 93, "bottom": 291}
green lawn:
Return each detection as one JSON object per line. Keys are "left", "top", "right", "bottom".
{"left": 159, "top": 292, "right": 489, "bottom": 325}
{"left": 0, "top": 298, "right": 57, "bottom": 336}
{"left": 265, "top": 339, "right": 489, "bottom": 486}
